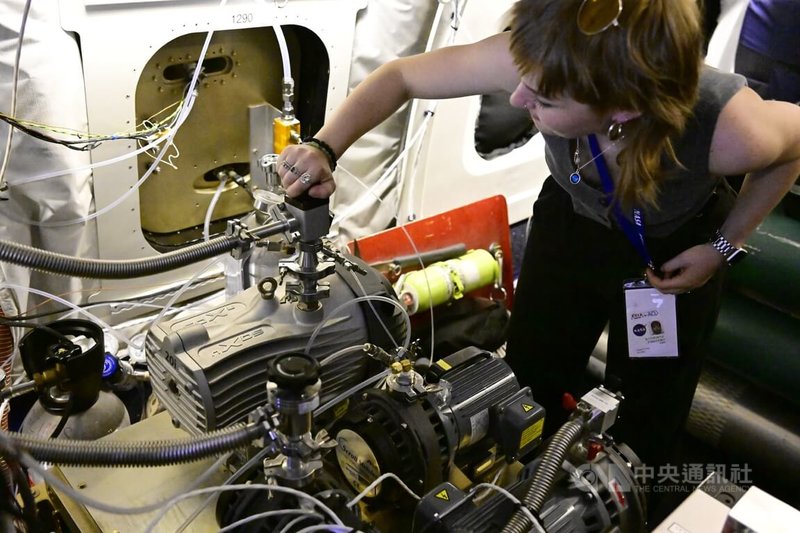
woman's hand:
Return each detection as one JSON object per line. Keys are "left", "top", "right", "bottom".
{"left": 277, "top": 144, "right": 337, "bottom": 199}
{"left": 646, "top": 244, "right": 725, "bottom": 295}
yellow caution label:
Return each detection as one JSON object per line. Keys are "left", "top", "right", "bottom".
{"left": 435, "top": 489, "right": 450, "bottom": 501}
{"left": 519, "top": 418, "right": 544, "bottom": 450}
{"left": 436, "top": 360, "right": 452, "bottom": 371}
{"left": 333, "top": 400, "right": 349, "bottom": 419}
{"left": 522, "top": 403, "right": 534, "bottom": 413}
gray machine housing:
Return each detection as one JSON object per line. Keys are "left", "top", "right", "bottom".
{"left": 147, "top": 258, "right": 405, "bottom": 434}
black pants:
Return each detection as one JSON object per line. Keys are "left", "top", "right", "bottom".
{"left": 505, "top": 177, "right": 733, "bottom": 469}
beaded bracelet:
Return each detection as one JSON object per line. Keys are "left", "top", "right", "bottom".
{"left": 302, "top": 137, "right": 338, "bottom": 172}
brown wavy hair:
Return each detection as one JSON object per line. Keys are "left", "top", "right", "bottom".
{"left": 509, "top": 0, "right": 703, "bottom": 208}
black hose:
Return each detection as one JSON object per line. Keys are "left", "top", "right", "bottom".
{"left": 0, "top": 218, "right": 292, "bottom": 279}
{"left": 2, "top": 423, "right": 264, "bottom": 467}
{"left": 48, "top": 395, "right": 74, "bottom": 440}
{"left": 502, "top": 418, "right": 585, "bottom": 533}
{"left": 0, "top": 235, "right": 237, "bottom": 279}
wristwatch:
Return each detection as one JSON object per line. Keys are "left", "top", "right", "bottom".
{"left": 710, "top": 230, "right": 748, "bottom": 266}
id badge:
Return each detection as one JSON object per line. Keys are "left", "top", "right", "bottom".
{"left": 623, "top": 279, "right": 679, "bottom": 358}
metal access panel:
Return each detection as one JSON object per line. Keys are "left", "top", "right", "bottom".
{"left": 134, "top": 26, "right": 327, "bottom": 249}
{"left": 57, "top": 0, "right": 366, "bottom": 301}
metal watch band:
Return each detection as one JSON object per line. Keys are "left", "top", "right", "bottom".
{"left": 710, "top": 230, "right": 746, "bottom": 265}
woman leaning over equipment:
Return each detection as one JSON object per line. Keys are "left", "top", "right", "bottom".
{"left": 278, "top": 0, "right": 800, "bottom": 504}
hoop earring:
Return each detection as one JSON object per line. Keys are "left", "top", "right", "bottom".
{"left": 607, "top": 121, "right": 625, "bottom": 141}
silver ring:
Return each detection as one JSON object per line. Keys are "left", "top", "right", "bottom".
{"left": 299, "top": 172, "right": 312, "bottom": 185}
{"left": 281, "top": 160, "right": 293, "bottom": 171}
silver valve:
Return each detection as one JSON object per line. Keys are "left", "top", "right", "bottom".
{"left": 262, "top": 353, "right": 335, "bottom": 486}
{"left": 320, "top": 246, "right": 368, "bottom": 275}
{"left": 259, "top": 153, "right": 283, "bottom": 193}
{"left": 274, "top": 194, "right": 336, "bottom": 310}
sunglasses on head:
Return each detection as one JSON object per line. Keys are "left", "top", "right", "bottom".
{"left": 577, "top": 0, "right": 623, "bottom": 35}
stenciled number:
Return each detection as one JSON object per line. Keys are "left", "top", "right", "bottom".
{"left": 232, "top": 13, "right": 254, "bottom": 24}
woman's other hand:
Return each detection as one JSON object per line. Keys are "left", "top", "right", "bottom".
{"left": 646, "top": 244, "right": 726, "bottom": 295}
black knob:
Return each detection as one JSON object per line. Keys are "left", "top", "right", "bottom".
{"left": 268, "top": 353, "right": 319, "bottom": 390}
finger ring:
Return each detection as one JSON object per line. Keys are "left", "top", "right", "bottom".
{"left": 281, "top": 161, "right": 293, "bottom": 171}
{"left": 299, "top": 172, "right": 312, "bottom": 185}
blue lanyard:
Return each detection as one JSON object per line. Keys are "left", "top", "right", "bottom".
{"left": 587, "top": 134, "right": 655, "bottom": 269}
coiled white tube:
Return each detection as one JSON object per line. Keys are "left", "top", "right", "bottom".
{"left": 303, "top": 295, "right": 411, "bottom": 356}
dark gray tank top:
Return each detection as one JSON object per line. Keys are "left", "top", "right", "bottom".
{"left": 543, "top": 67, "right": 747, "bottom": 237}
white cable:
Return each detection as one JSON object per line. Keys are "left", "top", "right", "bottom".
{"left": 132, "top": 257, "right": 223, "bottom": 351}
{"left": 470, "top": 482, "right": 541, "bottom": 531}
{"left": 105, "top": 287, "right": 225, "bottom": 338}
{"left": 8, "top": 74, "right": 196, "bottom": 227}
{"left": 7, "top": 91, "right": 189, "bottom": 192}
{"left": 332, "top": 197, "right": 435, "bottom": 360}
{"left": 342, "top": 0, "right": 459, "bottom": 227}
{"left": 8, "top": 132, "right": 170, "bottom": 189}
{"left": 31, "top": 281, "right": 223, "bottom": 348}
{"left": 70, "top": 301, "right": 168, "bottom": 318}
{"left": 408, "top": 479, "right": 540, "bottom": 532}
{"left": 348, "top": 270, "right": 401, "bottom": 349}
{"left": 331, "top": 112, "right": 434, "bottom": 229}
{"left": 427, "top": 1, "right": 448, "bottom": 52}
{"left": 334, "top": 117, "right": 451, "bottom": 364}
{"left": 314, "top": 369, "right": 388, "bottom": 417}
{"left": 401, "top": 105, "right": 436, "bottom": 222}
{"left": 319, "top": 344, "right": 366, "bottom": 368}
{"left": 220, "top": 510, "right": 320, "bottom": 533}
{"left": 398, "top": 225, "right": 436, "bottom": 360}
{"left": 276, "top": 512, "right": 325, "bottom": 533}
{"left": 143, "top": 483, "right": 344, "bottom": 532}
{"left": 401, "top": 0, "right": 463, "bottom": 219}
{"left": 8, "top": 0, "right": 225, "bottom": 227}
{"left": 345, "top": 472, "right": 421, "bottom": 509}
{"left": 296, "top": 526, "right": 354, "bottom": 533}
{"left": 273, "top": 25, "right": 292, "bottom": 84}
{"left": 175, "top": 446, "right": 273, "bottom": 533}
{"left": 82, "top": 271, "right": 222, "bottom": 322}
{"left": 29, "top": 90, "right": 197, "bottom": 228}
{"left": 0, "top": 282, "right": 133, "bottom": 346}
{"left": 303, "top": 295, "right": 410, "bottom": 356}
{"left": 399, "top": 0, "right": 449, "bottom": 219}
{"left": 203, "top": 173, "right": 229, "bottom": 241}
{"left": 448, "top": 0, "right": 463, "bottom": 39}
{"left": 0, "top": 0, "right": 32, "bottom": 191}
{"left": 0, "top": 440, "right": 230, "bottom": 516}
{"left": 471, "top": 468, "right": 507, "bottom": 507}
